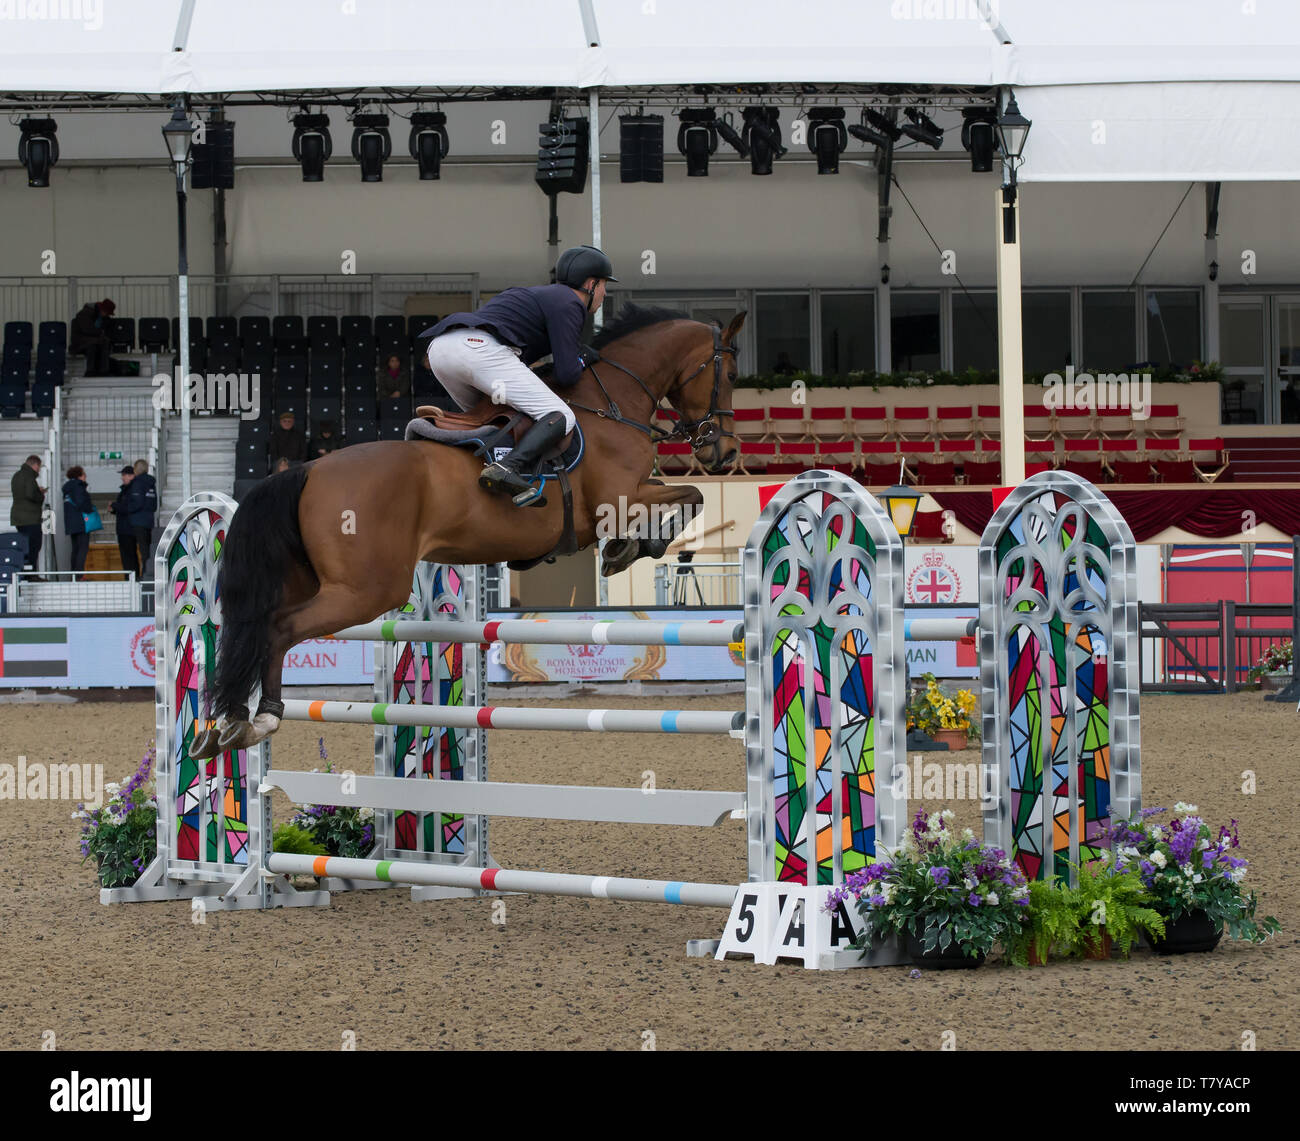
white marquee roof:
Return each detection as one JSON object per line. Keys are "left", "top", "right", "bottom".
{"left": 3, "top": 0, "right": 1299, "bottom": 180}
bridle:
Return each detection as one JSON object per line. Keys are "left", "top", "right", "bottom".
{"left": 565, "top": 323, "right": 738, "bottom": 450}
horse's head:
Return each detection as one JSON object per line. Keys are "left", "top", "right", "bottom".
{"left": 666, "top": 310, "right": 745, "bottom": 473}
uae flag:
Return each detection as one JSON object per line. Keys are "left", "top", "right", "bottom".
{"left": 0, "top": 625, "right": 69, "bottom": 678}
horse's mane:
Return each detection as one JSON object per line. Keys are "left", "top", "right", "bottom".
{"left": 591, "top": 303, "right": 693, "bottom": 350}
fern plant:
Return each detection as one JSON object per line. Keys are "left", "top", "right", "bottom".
{"left": 1065, "top": 858, "right": 1166, "bottom": 959}
{"left": 272, "top": 823, "right": 328, "bottom": 856}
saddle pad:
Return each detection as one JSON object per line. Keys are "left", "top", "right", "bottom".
{"left": 405, "top": 416, "right": 586, "bottom": 475}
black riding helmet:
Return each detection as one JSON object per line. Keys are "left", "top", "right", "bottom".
{"left": 555, "top": 245, "right": 619, "bottom": 288}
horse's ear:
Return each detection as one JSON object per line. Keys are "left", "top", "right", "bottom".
{"left": 721, "top": 310, "right": 747, "bottom": 344}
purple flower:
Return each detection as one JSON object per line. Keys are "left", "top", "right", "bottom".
{"left": 908, "top": 969, "right": 922, "bottom": 979}
{"left": 868, "top": 894, "right": 887, "bottom": 907}
{"left": 929, "top": 867, "right": 951, "bottom": 887}
{"left": 1168, "top": 824, "right": 1198, "bottom": 866}
{"left": 1139, "top": 806, "right": 1166, "bottom": 818}
{"left": 967, "top": 893, "right": 981, "bottom": 906}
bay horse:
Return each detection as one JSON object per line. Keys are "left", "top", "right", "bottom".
{"left": 191, "top": 305, "right": 745, "bottom": 758}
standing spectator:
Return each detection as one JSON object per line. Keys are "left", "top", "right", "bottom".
{"left": 70, "top": 297, "right": 116, "bottom": 376}
{"left": 308, "top": 420, "right": 341, "bottom": 459}
{"left": 272, "top": 457, "right": 292, "bottom": 473}
{"left": 377, "top": 352, "right": 410, "bottom": 400}
{"left": 269, "top": 410, "right": 307, "bottom": 470}
{"left": 9, "top": 454, "right": 45, "bottom": 573}
{"left": 125, "top": 459, "right": 158, "bottom": 580}
{"left": 110, "top": 466, "right": 137, "bottom": 576}
{"left": 62, "top": 465, "right": 95, "bottom": 578}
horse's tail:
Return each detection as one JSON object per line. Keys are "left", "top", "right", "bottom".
{"left": 210, "top": 465, "right": 312, "bottom": 720}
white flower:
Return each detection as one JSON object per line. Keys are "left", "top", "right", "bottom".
{"left": 880, "top": 883, "right": 896, "bottom": 904}
{"left": 1150, "top": 826, "right": 1163, "bottom": 839}
{"left": 1173, "top": 802, "right": 1198, "bottom": 816}
{"left": 359, "top": 807, "right": 374, "bottom": 820}
{"left": 1098, "top": 849, "right": 1111, "bottom": 864}
{"left": 964, "top": 877, "right": 976, "bottom": 890}
{"left": 1121, "top": 845, "right": 1140, "bottom": 859}
{"left": 1150, "top": 850, "right": 1167, "bottom": 868}
{"left": 940, "top": 809, "right": 955, "bottom": 821}
{"left": 1199, "top": 838, "right": 1210, "bottom": 850}
{"left": 961, "top": 828, "right": 975, "bottom": 842}
{"left": 1012, "top": 884, "right": 1029, "bottom": 899}
{"left": 986, "top": 892, "right": 999, "bottom": 905}
{"left": 104, "top": 782, "right": 121, "bottom": 795}
{"left": 1192, "top": 874, "right": 1203, "bottom": 884}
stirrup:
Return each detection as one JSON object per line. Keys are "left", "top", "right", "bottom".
{"left": 512, "top": 483, "right": 546, "bottom": 508}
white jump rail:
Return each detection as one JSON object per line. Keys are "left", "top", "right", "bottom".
{"left": 281, "top": 698, "right": 745, "bottom": 735}
{"left": 329, "top": 617, "right": 746, "bottom": 647}
{"left": 266, "top": 853, "right": 739, "bottom": 908}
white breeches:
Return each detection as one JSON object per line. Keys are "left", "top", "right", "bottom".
{"left": 425, "top": 328, "right": 576, "bottom": 432}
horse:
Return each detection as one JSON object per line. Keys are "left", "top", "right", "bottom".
{"left": 190, "top": 305, "right": 746, "bottom": 758}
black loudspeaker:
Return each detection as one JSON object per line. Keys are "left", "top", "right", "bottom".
{"left": 619, "top": 114, "right": 664, "bottom": 183}
{"left": 535, "top": 117, "right": 589, "bottom": 196}
{"left": 191, "top": 120, "right": 235, "bottom": 190}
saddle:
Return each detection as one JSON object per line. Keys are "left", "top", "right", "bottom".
{"left": 404, "top": 401, "right": 584, "bottom": 572}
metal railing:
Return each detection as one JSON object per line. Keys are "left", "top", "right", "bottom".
{"left": 654, "top": 559, "right": 744, "bottom": 607}
{"left": 5, "top": 570, "right": 142, "bottom": 614}
{"left": 1139, "top": 601, "right": 1295, "bottom": 693}
{"left": 0, "top": 273, "right": 479, "bottom": 327}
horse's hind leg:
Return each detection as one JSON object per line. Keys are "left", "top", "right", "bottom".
{"left": 226, "top": 583, "right": 401, "bottom": 750}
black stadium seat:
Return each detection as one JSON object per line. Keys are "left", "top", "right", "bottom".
{"left": 272, "top": 315, "right": 303, "bottom": 344}
{"left": 340, "top": 315, "right": 371, "bottom": 343}
{"left": 4, "top": 321, "right": 34, "bottom": 348}
{"left": 206, "top": 316, "right": 238, "bottom": 340}
{"left": 106, "top": 317, "right": 135, "bottom": 352}
{"left": 238, "top": 315, "right": 271, "bottom": 342}
{"left": 38, "top": 320, "right": 66, "bottom": 346}
{"left": 138, "top": 317, "right": 169, "bottom": 352}
{"left": 407, "top": 314, "right": 436, "bottom": 339}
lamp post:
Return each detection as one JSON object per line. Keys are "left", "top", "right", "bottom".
{"left": 994, "top": 91, "right": 1032, "bottom": 488}
{"left": 162, "top": 105, "right": 196, "bottom": 502}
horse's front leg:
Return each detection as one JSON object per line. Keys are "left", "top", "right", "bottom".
{"left": 599, "top": 481, "right": 705, "bottom": 576}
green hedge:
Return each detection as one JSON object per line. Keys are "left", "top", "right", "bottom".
{"left": 734, "top": 363, "right": 1224, "bottom": 391}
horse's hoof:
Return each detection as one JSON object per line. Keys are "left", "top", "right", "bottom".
{"left": 216, "top": 720, "right": 251, "bottom": 751}
{"left": 601, "top": 537, "right": 640, "bottom": 576}
{"left": 190, "top": 726, "right": 223, "bottom": 759}
{"left": 249, "top": 712, "right": 281, "bottom": 740}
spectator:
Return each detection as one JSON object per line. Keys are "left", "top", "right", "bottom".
{"left": 772, "top": 350, "right": 796, "bottom": 376}
{"left": 62, "top": 465, "right": 95, "bottom": 578}
{"left": 273, "top": 456, "right": 292, "bottom": 473}
{"left": 125, "top": 459, "right": 158, "bottom": 580}
{"left": 269, "top": 410, "right": 307, "bottom": 470}
{"left": 109, "top": 466, "right": 136, "bottom": 576}
{"left": 70, "top": 297, "right": 116, "bottom": 376}
{"left": 377, "top": 352, "right": 410, "bottom": 400}
{"left": 308, "top": 420, "right": 341, "bottom": 459}
{"left": 9, "top": 454, "right": 45, "bottom": 573}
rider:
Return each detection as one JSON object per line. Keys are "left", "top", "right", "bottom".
{"left": 418, "top": 245, "right": 618, "bottom": 500}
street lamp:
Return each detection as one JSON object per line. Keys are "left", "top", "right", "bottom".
{"left": 162, "top": 104, "right": 195, "bottom": 502}
{"left": 879, "top": 482, "right": 923, "bottom": 541}
{"left": 996, "top": 93, "right": 1032, "bottom": 245}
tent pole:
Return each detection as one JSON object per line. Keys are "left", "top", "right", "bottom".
{"left": 589, "top": 89, "right": 603, "bottom": 334}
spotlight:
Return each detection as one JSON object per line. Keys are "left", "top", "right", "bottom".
{"left": 18, "top": 118, "right": 59, "bottom": 188}
{"left": 676, "top": 108, "right": 717, "bottom": 177}
{"left": 715, "top": 113, "right": 749, "bottom": 158}
{"left": 409, "top": 111, "right": 449, "bottom": 180}
{"left": 292, "top": 113, "right": 331, "bottom": 182}
{"left": 864, "top": 109, "right": 903, "bottom": 143}
{"left": 620, "top": 113, "right": 664, "bottom": 183}
{"left": 806, "top": 106, "right": 847, "bottom": 175}
{"left": 350, "top": 113, "right": 391, "bottom": 182}
{"left": 961, "top": 108, "right": 996, "bottom": 172}
{"left": 900, "top": 107, "right": 943, "bottom": 150}
{"left": 741, "top": 106, "right": 786, "bottom": 175}
{"left": 848, "top": 121, "right": 892, "bottom": 149}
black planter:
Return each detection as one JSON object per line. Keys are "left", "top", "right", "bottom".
{"left": 1147, "top": 910, "right": 1223, "bottom": 954}
{"left": 905, "top": 931, "right": 986, "bottom": 969}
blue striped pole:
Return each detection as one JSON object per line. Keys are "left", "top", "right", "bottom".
{"left": 329, "top": 617, "right": 745, "bottom": 648}
{"left": 267, "top": 853, "right": 738, "bottom": 908}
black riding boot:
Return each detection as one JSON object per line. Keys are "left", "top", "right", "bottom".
{"left": 479, "top": 411, "right": 568, "bottom": 505}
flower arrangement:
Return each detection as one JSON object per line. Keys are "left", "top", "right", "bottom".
{"left": 78, "top": 746, "right": 158, "bottom": 888}
{"left": 1247, "top": 639, "right": 1293, "bottom": 683}
{"left": 281, "top": 739, "right": 375, "bottom": 859}
{"left": 828, "top": 809, "right": 1030, "bottom": 960}
{"left": 908, "top": 673, "right": 979, "bottom": 738}
{"left": 1108, "top": 804, "right": 1280, "bottom": 943}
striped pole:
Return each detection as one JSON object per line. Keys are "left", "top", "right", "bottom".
{"left": 267, "top": 853, "right": 738, "bottom": 908}
{"left": 328, "top": 617, "right": 745, "bottom": 647}
{"left": 282, "top": 699, "right": 744, "bottom": 735}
